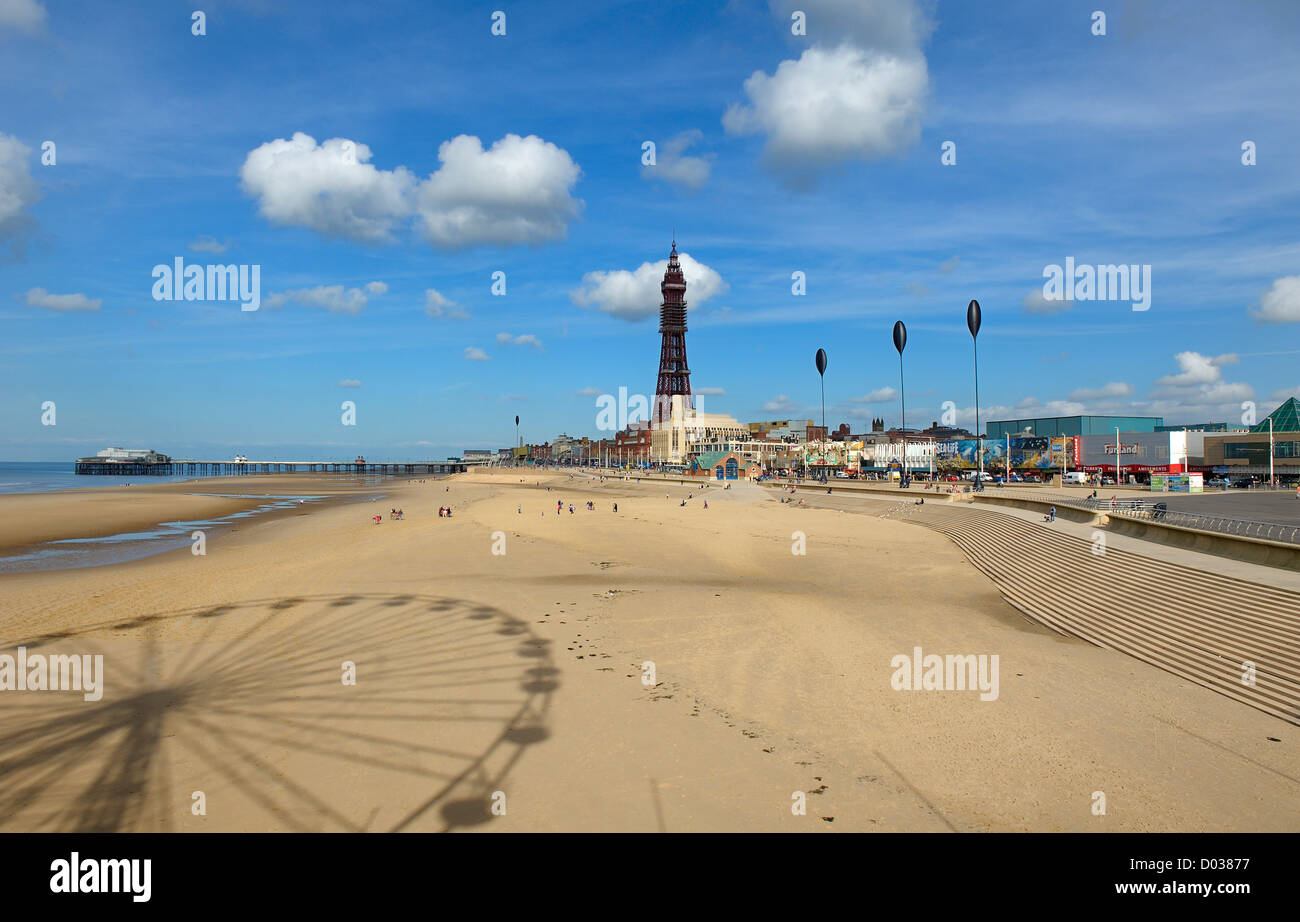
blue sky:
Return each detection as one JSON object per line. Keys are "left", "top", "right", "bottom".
{"left": 2, "top": 0, "right": 1299, "bottom": 461}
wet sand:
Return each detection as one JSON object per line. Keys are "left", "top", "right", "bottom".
{"left": 0, "top": 474, "right": 386, "bottom": 553}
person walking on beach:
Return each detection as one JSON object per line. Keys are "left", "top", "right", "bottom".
{"left": 613, "top": 503, "right": 618, "bottom": 513}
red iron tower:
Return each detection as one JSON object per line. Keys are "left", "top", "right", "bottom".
{"left": 654, "top": 240, "right": 693, "bottom": 424}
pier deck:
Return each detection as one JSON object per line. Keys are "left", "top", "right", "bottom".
{"left": 74, "top": 460, "right": 472, "bottom": 476}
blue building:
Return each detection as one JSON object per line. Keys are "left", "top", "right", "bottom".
{"left": 986, "top": 415, "right": 1164, "bottom": 440}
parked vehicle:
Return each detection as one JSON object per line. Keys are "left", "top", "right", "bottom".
{"left": 1063, "top": 471, "right": 1089, "bottom": 485}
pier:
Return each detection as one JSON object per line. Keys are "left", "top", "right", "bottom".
{"left": 74, "top": 459, "right": 471, "bottom": 476}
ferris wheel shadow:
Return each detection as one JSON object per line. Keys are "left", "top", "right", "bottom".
{"left": 0, "top": 592, "right": 558, "bottom": 833}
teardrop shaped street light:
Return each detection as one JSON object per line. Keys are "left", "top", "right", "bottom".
{"left": 893, "top": 321, "right": 908, "bottom": 486}
{"left": 967, "top": 299, "right": 983, "bottom": 490}
{"left": 814, "top": 348, "right": 828, "bottom": 482}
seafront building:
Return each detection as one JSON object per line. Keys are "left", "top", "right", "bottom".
{"left": 503, "top": 241, "right": 1300, "bottom": 482}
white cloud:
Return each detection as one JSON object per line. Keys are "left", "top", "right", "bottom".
{"left": 338, "top": 379, "right": 362, "bottom": 388}
{"left": 570, "top": 251, "right": 727, "bottom": 321}
{"left": 763, "top": 394, "right": 801, "bottom": 413}
{"left": 496, "top": 332, "right": 543, "bottom": 350}
{"left": 1155, "top": 351, "right": 1238, "bottom": 388}
{"left": 1251, "top": 275, "right": 1300, "bottom": 323}
{"left": 574, "top": 386, "right": 601, "bottom": 396}
{"left": 695, "top": 386, "right": 726, "bottom": 396}
{"left": 850, "top": 387, "right": 897, "bottom": 403}
{"left": 240, "top": 133, "right": 416, "bottom": 244}
{"left": 641, "top": 130, "right": 712, "bottom": 190}
{"left": 993, "top": 398, "right": 1088, "bottom": 419}
{"left": 1138, "top": 351, "right": 1254, "bottom": 422}
{"left": 424, "top": 288, "right": 468, "bottom": 319}
{"left": 1270, "top": 386, "right": 1300, "bottom": 401}
{"left": 414, "top": 134, "right": 582, "bottom": 248}
{"left": 0, "top": 133, "right": 40, "bottom": 259}
{"left": 464, "top": 346, "right": 490, "bottom": 361}
{"left": 240, "top": 132, "right": 582, "bottom": 250}
{"left": 0, "top": 0, "right": 46, "bottom": 32}
{"left": 725, "top": 2, "right": 930, "bottom": 182}
{"left": 264, "top": 282, "right": 385, "bottom": 316}
{"left": 1067, "top": 382, "right": 1133, "bottom": 401}
{"left": 187, "top": 235, "right": 230, "bottom": 254}
{"left": 1023, "top": 288, "right": 1070, "bottom": 315}
{"left": 21, "top": 288, "right": 101, "bottom": 312}
{"left": 772, "top": 0, "right": 933, "bottom": 57}
{"left": 939, "top": 255, "right": 960, "bottom": 274}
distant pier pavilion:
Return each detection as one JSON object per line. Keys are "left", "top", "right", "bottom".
{"left": 74, "top": 447, "right": 470, "bottom": 476}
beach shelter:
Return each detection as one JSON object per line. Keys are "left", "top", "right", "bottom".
{"left": 689, "top": 450, "right": 752, "bottom": 480}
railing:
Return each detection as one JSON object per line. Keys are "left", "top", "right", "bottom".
{"left": 1078, "top": 498, "right": 1300, "bottom": 545}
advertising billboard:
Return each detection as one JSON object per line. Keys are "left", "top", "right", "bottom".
{"left": 935, "top": 437, "right": 1068, "bottom": 469}
{"left": 1151, "top": 473, "right": 1204, "bottom": 493}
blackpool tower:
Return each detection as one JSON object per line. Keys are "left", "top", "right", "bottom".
{"left": 653, "top": 240, "right": 693, "bottom": 425}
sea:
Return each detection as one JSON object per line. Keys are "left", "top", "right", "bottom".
{"left": 0, "top": 461, "right": 387, "bottom": 573}
{"left": 0, "top": 460, "right": 226, "bottom": 494}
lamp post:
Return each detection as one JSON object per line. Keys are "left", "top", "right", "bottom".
{"left": 1269, "top": 417, "right": 1275, "bottom": 487}
{"left": 967, "top": 300, "right": 983, "bottom": 490}
{"left": 893, "top": 321, "right": 907, "bottom": 487}
{"left": 815, "top": 348, "right": 827, "bottom": 482}
{"left": 1115, "top": 427, "right": 1122, "bottom": 485}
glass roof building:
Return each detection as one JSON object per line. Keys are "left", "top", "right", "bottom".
{"left": 986, "top": 415, "right": 1164, "bottom": 440}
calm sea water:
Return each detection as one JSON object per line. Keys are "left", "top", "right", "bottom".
{"left": 0, "top": 462, "right": 395, "bottom": 573}
{"left": 0, "top": 461, "right": 226, "bottom": 494}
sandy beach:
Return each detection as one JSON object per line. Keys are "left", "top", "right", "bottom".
{"left": 0, "top": 469, "right": 1296, "bottom": 832}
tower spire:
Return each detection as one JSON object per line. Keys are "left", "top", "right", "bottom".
{"left": 654, "top": 238, "right": 692, "bottom": 425}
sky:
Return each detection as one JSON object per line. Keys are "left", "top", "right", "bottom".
{"left": 2, "top": 0, "right": 1299, "bottom": 461}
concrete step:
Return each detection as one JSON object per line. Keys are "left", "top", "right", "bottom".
{"left": 892, "top": 502, "right": 1300, "bottom": 725}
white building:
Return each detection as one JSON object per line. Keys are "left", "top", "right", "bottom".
{"left": 651, "top": 395, "right": 747, "bottom": 465}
